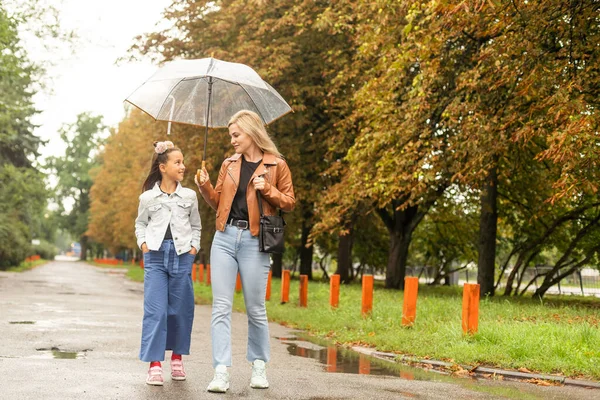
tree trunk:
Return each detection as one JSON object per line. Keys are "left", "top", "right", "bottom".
{"left": 80, "top": 235, "right": 88, "bottom": 261}
{"left": 384, "top": 230, "right": 412, "bottom": 289}
{"left": 271, "top": 253, "right": 282, "bottom": 278}
{"left": 377, "top": 197, "right": 437, "bottom": 290}
{"left": 477, "top": 161, "right": 498, "bottom": 297}
{"left": 335, "top": 224, "right": 354, "bottom": 284}
{"left": 299, "top": 222, "right": 313, "bottom": 279}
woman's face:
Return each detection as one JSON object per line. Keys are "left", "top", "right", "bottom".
{"left": 160, "top": 150, "right": 185, "bottom": 182}
{"left": 229, "top": 123, "right": 257, "bottom": 155}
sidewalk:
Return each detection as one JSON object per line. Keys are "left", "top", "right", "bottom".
{"left": 0, "top": 260, "right": 595, "bottom": 399}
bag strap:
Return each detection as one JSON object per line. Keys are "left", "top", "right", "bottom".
{"left": 256, "top": 190, "right": 282, "bottom": 218}
{"left": 257, "top": 189, "right": 265, "bottom": 217}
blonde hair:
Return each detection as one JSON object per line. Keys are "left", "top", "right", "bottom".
{"left": 228, "top": 110, "right": 281, "bottom": 158}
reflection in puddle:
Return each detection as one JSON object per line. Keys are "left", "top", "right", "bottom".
{"left": 280, "top": 334, "right": 548, "bottom": 400}
{"left": 285, "top": 340, "right": 415, "bottom": 378}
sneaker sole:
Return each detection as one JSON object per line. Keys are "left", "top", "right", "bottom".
{"left": 207, "top": 384, "right": 229, "bottom": 393}
{"left": 146, "top": 380, "right": 164, "bottom": 386}
{"left": 250, "top": 382, "right": 269, "bottom": 389}
{"left": 171, "top": 375, "right": 186, "bottom": 381}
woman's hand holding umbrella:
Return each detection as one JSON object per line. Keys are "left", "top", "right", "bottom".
{"left": 195, "top": 167, "right": 210, "bottom": 187}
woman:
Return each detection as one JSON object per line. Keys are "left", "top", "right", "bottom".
{"left": 195, "top": 110, "right": 295, "bottom": 393}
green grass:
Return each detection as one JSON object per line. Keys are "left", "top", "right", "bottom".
{"left": 6, "top": 259, "right": 48, "bottom": 272}
{"left": 193, "top": 277, "right": 600, "bottom": 380}
{"left": 88, "top": 261, "right": 145, "bottom": 282}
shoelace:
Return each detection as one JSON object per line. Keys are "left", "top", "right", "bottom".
{"left": 214, "top": 371, "right": 228, "bottom": 382}
{"left": 252, "top": 366, "right": 266, "bottom": 379}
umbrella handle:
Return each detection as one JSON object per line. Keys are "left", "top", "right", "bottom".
{"left": 202, "top": 160, "right": 206, "bottom": 170}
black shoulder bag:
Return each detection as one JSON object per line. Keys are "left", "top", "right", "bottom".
{"left": 256, "top": 190, "right": 286, "bottom": 254}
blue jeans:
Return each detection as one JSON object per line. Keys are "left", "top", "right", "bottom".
{"left": 210, "top": 224, "right": 271, "bottom": 367}
{"left": 139, "top": 240, "right": 195, "bottom": 362}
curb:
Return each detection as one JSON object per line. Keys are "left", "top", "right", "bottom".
{"left": 351, "top": 347, "right": 600, "bottom": 389}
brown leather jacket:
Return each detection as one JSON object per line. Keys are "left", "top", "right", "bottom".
{"left": 198, "top": 152, "right": 295, "bottom": 236}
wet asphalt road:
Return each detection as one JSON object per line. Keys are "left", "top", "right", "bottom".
{"left": 0, "top": 260, "right": 596, "bottom": 399}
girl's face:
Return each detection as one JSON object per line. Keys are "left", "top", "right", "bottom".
{"left": 229, "top": 123, "right": 257, "bottom": 155}
{"left": 160, "top": 150, "right": 185, "bottom": 182}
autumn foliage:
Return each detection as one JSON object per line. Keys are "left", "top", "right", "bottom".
{"left": 88, "top": 1, "right": 600, "bottom": 297}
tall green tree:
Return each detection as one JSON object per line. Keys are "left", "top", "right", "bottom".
{"left": 0, "top": 7, "right": 40, "bottom": 167}
{"left": 47, "top": 113, "right": 105, "bottom": 260}
{"left": 0, "top": 4, "right": 50, "bottom": 268}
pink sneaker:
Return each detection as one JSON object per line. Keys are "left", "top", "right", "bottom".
{"left": 170, "top": 359, "right": 186, "bottom": 381}
{"left": 146, "top": 366, "right": 164, "bottom": 386}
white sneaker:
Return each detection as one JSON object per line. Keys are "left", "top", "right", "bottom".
{"left": 250, "top": 360, "right": 269, "bottom": 389}
{"left": 207, "top": 365, "right": 229, "bottom": 393}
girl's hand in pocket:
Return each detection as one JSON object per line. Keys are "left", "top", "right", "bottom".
{"left": 190, "top": 246, "right": 198, "bottom": 255}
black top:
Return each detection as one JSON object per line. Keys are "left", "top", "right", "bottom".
{"left": 159, "top": 186, "right": 173, "bottom": 240}
{"left": 229, "top": 156, "right": 262, "bottom": 221}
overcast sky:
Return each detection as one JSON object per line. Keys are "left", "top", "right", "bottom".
{"left": 22, "top": 0, "right": 172, "bottom": 160}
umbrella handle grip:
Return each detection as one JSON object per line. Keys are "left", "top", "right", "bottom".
{"left": 201, "top": 160, "right": 206, "bottom": 170}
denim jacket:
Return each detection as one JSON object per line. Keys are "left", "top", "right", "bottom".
{"left": 135, "top": 182, "right": 201, "bottom": 255}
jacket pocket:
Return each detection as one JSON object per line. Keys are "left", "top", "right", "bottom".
{"left": 148, "top": 203, "right": 163, "bottom": 221}
{"left": 177, "top": 201, "right": 192, "bottom": 218}
{"left": 149, "top": 204, "right": 162, "bottom": 212}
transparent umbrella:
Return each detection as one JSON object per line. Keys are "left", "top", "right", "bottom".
{"left": 124, "top": 57, "right": 292, "bottom": 163}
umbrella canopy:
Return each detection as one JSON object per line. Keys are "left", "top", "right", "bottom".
{"left": 125, "top": 57, "right": 292, "bottom": 128}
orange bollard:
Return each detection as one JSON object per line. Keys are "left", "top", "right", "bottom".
{"left": 358, "top": 354, "right": 371, "bottom": 374}
{"left": 402, "top": 276, "right": 419, "bottom": 327}
{"left": 236, "top": 273, "right": 242, "bottom": 293}
{"left": 265, "top": 270, "right": 272, "bottom": 301}
{"left": 281, "top": 270, "right": 290, "bottom": 304}
{"left": 326, "top": 346, "right": 337, "bottom": 372}
{"left": 192, "top": 263, "right": 197, "bottom": 282}
{"left": 199, "top": 264, "right": 204, "bottom": 282}
{"left": 206, "top": 264, "right": 211, "bottom": 285}
{"left": 361, "top": 275, "right": 374, "bottom": 316}
{"left": 299, "top": 274, "right": 308, "bottom": 307}
{"left": 462, "top": 283, "right": 480, "bottom": 335}
{"left": 330, "top": 274, "right": 340, "bottom": 308}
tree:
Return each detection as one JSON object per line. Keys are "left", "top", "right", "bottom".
{"left": 131, "top": 0, "right": 355, "bottom": 277}
{"left": 0, "top": 4, "right": 51, "bottom": 268}
{"left": 47, "top": 113, "right": 105, "bottom": 260}
{"left": 0, "top": 7, "right": 40, "bottom": 167}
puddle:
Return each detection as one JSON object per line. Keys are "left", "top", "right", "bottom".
{"left": 285, "top": 339, "right": 416, "bottom": 378}
{"left": 9, "top": 321, "right": 35, "bottom": 324}
{"left": 35, "top": 347, "right": 90, "bottom": 359}
{"left": 279, "top": 334, "right": 551, "bottom": 400}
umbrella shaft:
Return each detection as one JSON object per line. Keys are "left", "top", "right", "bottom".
{"left": 204, "top": 77, "right": 213, "bottom": 162}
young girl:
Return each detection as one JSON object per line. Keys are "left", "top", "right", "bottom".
{"left": 135, "top": 140, "right": 201, "bottom": 386}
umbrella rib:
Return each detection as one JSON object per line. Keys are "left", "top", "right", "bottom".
{"left": 155, "top": 77, "right": 186, "bottom": 123}
{"left": 123, "top": 100, "right": 160, "bottom": 123}
{"left": 237, "top": 84, "right": 267, "bottom": 124}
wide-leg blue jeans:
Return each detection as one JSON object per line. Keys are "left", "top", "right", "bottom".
{"left": 210, "top": 224, "right": 271, "bottom": 367}
{"left": 139, "top": 239, "right": 195, "bottom": 362}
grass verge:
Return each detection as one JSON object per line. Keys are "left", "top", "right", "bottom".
{"left": 88, "top": 261, "right": 145, "bottom": 282}
{"left": 6, "top": 259, "right": 48, "bottom": 272}
{"left": 193, "top": 276, "right": 599, "bottom": 380}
